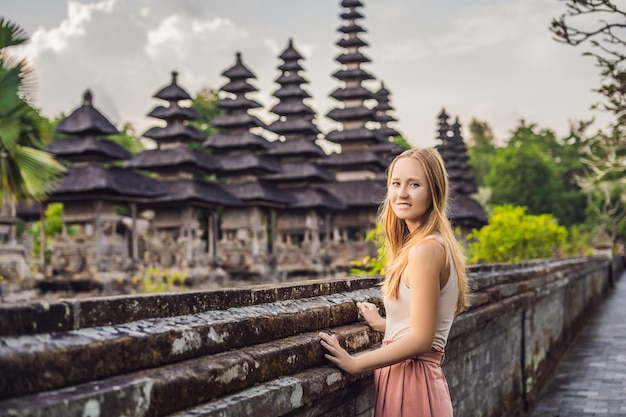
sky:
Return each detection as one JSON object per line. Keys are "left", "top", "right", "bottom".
{"left": 1, "top": 0, "right": 615, "bottom": 149}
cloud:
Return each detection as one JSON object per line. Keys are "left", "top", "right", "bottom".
{"left": 7, "top": 0, "right": 284, "bottom": 135}
{"left": 145, "top": 16, "right": 248, "bottom": 61}
{"left": 425, "top": 1, "right": 564, "bottom": 56}
{"left": 13, "top": 0, "right": 114, "bottom": 61}
{"left": 3, "top": 0, "right": 612, "bottom": 149}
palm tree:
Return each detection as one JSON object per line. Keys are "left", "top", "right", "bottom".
{"left": 0, "top": 18, "right": 65, "bottom": 208}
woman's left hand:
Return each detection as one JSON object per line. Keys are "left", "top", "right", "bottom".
{"left": 319, "top": 332, "right": 360, "bottom": 375}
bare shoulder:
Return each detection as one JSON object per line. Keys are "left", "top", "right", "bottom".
{"left": 407, "top": 236, "right": 446, "bottom": 263}
{"left": 405, "top": 236, "right": 446, "bottom": 289}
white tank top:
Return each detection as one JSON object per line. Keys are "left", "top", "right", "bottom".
{"left": 383, "top": 235, "right": 459, "bottom": 351}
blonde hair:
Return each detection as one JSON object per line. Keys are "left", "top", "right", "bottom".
{"left": 379, "top": 148, "right": 468, "bottom": 315}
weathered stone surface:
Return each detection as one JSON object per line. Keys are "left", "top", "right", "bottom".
{"left": 0, "top": 277, "right": 380, "bottom": 337}
{"left": 0, "top": 377, "right": 153, "bottom": 417}
{"left": 0, "top": 256, "right": 621, "bottom": 417}
{"left": 169, "top": 376, "right": 305, "bottom": 417}
{"left": 0, "top": 288, "right": 380, "bottom": 399}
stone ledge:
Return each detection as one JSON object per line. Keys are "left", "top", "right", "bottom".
{"left": 0, "top": 325, "right": 381, "bottom": 417}
{"left": 0, "top": 376, "right": 154, "bottom": 417}
{"left": 168, "top": 365, "right": 375, "bottom": 417}
{"left": 0, "top": 277, "right": 381, "bottom": 337}
{"left": 0, "top": 257, "right": 617, "bottom": 417}
{"left": 0, "top": 288, "right": 381, "bottom": 400}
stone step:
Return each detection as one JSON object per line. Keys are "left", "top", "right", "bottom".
{"left": 0, "top": 287, "right": 382, "bottom": 401}
{"left": 0, "top": 277, "right": 380, "bottom": 337}
{"left": 0, "top": 324, "right": 381, "bottom": 417}
{"left": 168, "top": 364, "right": 374, "bottom": 417}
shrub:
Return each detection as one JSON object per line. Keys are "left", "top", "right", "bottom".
{"left": 350, "top": 222, "right": 385, "bottom": 276}
{"left": 129, "top": 266, "right": 187, "bottom": 293}
{"left": 467, "top": 205, "right": 567, "bottom": 264}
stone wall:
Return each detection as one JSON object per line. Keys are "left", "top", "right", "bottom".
{"left": 0, "top": 256, "right": 620, "bottom": 417}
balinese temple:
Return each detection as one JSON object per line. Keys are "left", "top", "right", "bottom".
{"left": 204, "top": 52, "right": 295, "bottom": 279}
{"left": 317, "top": 0, "right": 388, "bottom": 271}
{"left": 45, "top": 90, "right": 168, "bottom": 281}
{"left": 371, "top": 82, "right": 406, "bottom": 163}
{"left": 435, "top": 109, "right": 488, "bottom": 235}
{"left": 125, "top": 72, "right": 240, "bottom": 277}
{"left": 0, "top": 0, "right": 490, "bottom": 288}
{"left": 263, "top": 38, "right": 346, "bottom": 277}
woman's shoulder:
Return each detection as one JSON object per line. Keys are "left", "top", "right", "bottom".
{"left": 423, "top": 234, "right": 444, "bottom": 244}
{"left": 408, "top": 234, "right": 445, "bottom": 260}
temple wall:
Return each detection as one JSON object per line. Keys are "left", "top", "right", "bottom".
{"left": 0, "top": 256, "right": 621, "bottom": 417}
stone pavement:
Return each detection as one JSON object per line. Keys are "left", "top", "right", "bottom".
{"left": 527, "top": 272, "right": 626, "bottom": 417}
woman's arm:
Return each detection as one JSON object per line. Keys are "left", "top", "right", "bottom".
{"left": 320, "top": 239, "right": 444, "bottom": 375}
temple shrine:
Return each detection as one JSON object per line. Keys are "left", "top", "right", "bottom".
{"left": 2, "top": 0, "right": 487, "bottom": 293}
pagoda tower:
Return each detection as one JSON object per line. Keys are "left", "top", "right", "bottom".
{"left": 435, "top": 110, "right": 487, "bottom": 234}
{"left": 205, "top": 52, "right": 294, "bottom": 280}
{"left": 46, "top": 90, "right": 167, "bottom": 281}
{"left": 373, "top": 82, "right": 400, "bottom": 140}
{"left": 125, "top": 71, "right": 240, "bottom": 275}
{"left": 315, "top": 0, "right": 387, "bottom": 272}
{"left": 263, "top": 39, "right": 330, "bottom": 182}
{"left": 321, "top": 0, "right": 389, "bottom": 181}
{"left": 371, "top": 81, "right": 406, "bottom": 162}
{"left": 267, "top": 38, "right": 321, "bottom": 144}
{"left": 264, "top": 39, "right": 345, "bottom": 277}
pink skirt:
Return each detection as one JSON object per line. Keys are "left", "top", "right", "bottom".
{"left": 373, "top": 341, "right": 453, "bottom": 417}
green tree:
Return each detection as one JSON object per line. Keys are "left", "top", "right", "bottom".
{"left": 27, "top": 203, "right": 78, "bottom": 263}
{"left": 551, "top": 1, "right": 626, "bottom": 124}
{"left": 584, "top": 180, "right": 626, "bottom": 242}
{"left": 567, "top": 120, "right": 626, "bottom": 242}
{"left": 467, "top": 118, "right": 497, "bottom": 188}
{"left": 190, "top": 87, "right": 222, "bottom": 137}
{"left": 552, "top": 1, "right": 626, "bottom": 239}
{"left": 486, "top": 122, "right": 587, "bottom": 227}
{"left": 0, "top": 18, "right": 65, "bottom": 206}
{"left": 109, "top": 122, "right": 144, "bottom": 155}
{"left": 467, "top": 205, "right": 568, "bottom": 264}
{"left": 392, "top": 135, "right": 412, "bottom": 150}
{"left": 350, "top": 222, "right": 385, "bottom": 276}
{"left": 486, "top": 143, "right": 562, "bottom": 219}
{"left": 577, "top": 123, "right": 626, "bottom": 187}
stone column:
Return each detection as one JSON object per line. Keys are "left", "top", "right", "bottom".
{"left": 39, "top": 205, "right": 46, "bottom": 272}
{"left": 9, "top": 202, "right": 16, "bottom": 245}
{"left": 95, "top": 200, "right": 103, "bottom": 269}
{"left": 130, "top": 203, "right": 138, "bottom": 263}
{"left": 207, "top": 212, "right": 215, "bottom": 262}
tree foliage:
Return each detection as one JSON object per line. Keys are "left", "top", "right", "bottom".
{"left": 392, "top": 135, "right": 412, "bottom": 150}
{"left": 467, "top": 118, "right": 497, "bottom": 188}
{"left": 584, "top": 179, "right": 626, "bottom": 241}
{"left": 567, "top": 120, "right": 626, "bottom": 240}
{"left": 551, "top": 0, "right": 626, "bottom": 124}
{"left": 467, "top": 205, "right": 568, "bottom": 264}
{"left": 551, "top": 2, "right": 626, "bottom": 240}
{"left": 486, "top": 133, "right": 560, "bottom": 217}
{"left": 26, "top": 203, "right": 78, "bottom": 263}
{"left": 109, "top": 122, "right": 144, "bottom": 155}
{"left": 350, "top": 222, "right": 385, "bottom": 276}
{"left": 483, "top": 122, "right": 587, "bottom": 227}
{"left": 0, "top": 18, "right": 65, "bottom": 206}
{"left": 190, "top": 88, "right": 222, "bottom": 138}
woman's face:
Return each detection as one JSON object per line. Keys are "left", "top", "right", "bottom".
{"left": 388, "top": 157, "right": 433, "bottom": 231}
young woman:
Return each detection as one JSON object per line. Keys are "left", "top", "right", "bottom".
{"left": 319, "top": 147, "right": 468, "bottom": 417}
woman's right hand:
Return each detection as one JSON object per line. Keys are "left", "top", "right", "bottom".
{"left": 356, "top": 301, "right": 385, "bottom": 333}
